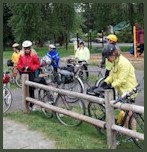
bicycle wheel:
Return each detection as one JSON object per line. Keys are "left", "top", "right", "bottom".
{"left": 63, "top": 77, "right": 84, "bottom": 102}
{"left": 95, "top": 77, "right": 105, "bottom": 87}
{"left": 38, "top": 89, "right": 54, "bottom": 118}
{"left": 3, "top": 86, "right": 12, "bottom": 113}
{"left": 15, "top": 73, "right": 22, "bottom": 88}
{"left": 55, "top": 95, "right": 86, "bottom": 127}
{"left": 88, "top": 102, "right": 106, "bottom": 134}
{"left": 129, "top": 113, "right": 144, "bottom": 149}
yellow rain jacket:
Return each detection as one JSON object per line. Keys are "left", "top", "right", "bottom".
{"left": 11, "top": 52, "right": 21, "bottom": 66}
{"left": 75, "top": 46, "right": 90, "bottom": 63}
{"left": 105, "top": 59, "right": 114, "bottom": 70}
{"left": 104, "top": 55, "right": 138, "bottom": 95}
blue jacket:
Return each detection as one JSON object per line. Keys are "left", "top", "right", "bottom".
{"left": 46, "top": 49, "right": 60, "bottom": 68}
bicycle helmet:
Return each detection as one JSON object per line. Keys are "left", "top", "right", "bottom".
{"left": 22, "top": 40, "right": 32, "bottom": 47}
{"left": 107, "top": 34, "right": 118, "bottom": 43}
{"left": 102, "top": 43, "right": 116, "bottom": 58}
{"left": 42, "top": 55, "right": 52, "bottom": 65}
{"left": 12, "top": 43, "right": 19, "bottom": 48}
{"left": 49, "top": 44, "right": 56, "bottom": 49}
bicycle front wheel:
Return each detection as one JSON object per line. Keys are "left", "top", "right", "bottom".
{"left": 15, "top": 73, "right": 22, "bottom": 88}
{"left": 129, "top": 113, "right": 144, "bottom": 149}
{"left": 3, "top": 86, "right": 12, "bottom": 113}
{"left": 95, "top": 77, "right": 105, "bottom": 87}
{"left": 55, "top": 95, "right": 86, "bottom": 127}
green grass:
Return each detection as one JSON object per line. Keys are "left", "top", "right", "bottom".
{"left": 4, "top": 110, "right": 140, "bottom": 149}
{"left": 4, "top": 111, "right": 107, "bottom": 149}
{"left": 3, "top": 45, "right": 131, "bottom": 60}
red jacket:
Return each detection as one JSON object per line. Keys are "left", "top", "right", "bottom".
{"left": 17, "top": 52, "right": 40, "bottom": 73}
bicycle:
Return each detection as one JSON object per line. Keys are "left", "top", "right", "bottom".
{"left": 66, "top": 59, "right": 104, "bottom": 89}
{"left": 88, "top": 85, "right": 144, "bottom": 149}
{"left": 33, "top": 76, "right": 86, "bottom": 127}
{"left": 39, "top": 62, "right": 84, "bottom": 102}
{"left": 6, "top": 65, "right": 22, "bottom": 88}
{"left": 3, "top": 72, "right": 13, "bottom": 113}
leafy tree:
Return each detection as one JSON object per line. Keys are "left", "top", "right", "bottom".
{"left": 51, "top": 3, "right": 76, "bottom": 46}
{"left": 3, "top": 3, "right": 14, "bottom": 49}
{"left": 9, "top": 3, "right": 43, "bottom": 45}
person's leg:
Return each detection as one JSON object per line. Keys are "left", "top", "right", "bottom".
{"left": 29, "top": 72, "right": 35, "bottom": 108}
{"left": 105, "top": 70, "right": 110, "bottom": 78}
{"left": 83, "top": 64, "right": 89, "bottom": 78}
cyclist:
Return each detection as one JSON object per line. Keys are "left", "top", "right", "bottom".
{"left": 100, "top": 34, "right": 120, "bottom": 78}
{"left": 46, "top": 44, "right": 60, "bottom": 72}
{"left": 11, "top": 43, "right": 21, "bottom": 65}
{"left": 17, "top": 40, "right": 40, "bottom": 111}
{"left": 98, "top": 43, "right": 138, "bottom": 130}
{"left": 9, "top": 43, "right": 21, "bottom": 77}
{"left": 75, "top": 40, "right": 90, "bottom": 79}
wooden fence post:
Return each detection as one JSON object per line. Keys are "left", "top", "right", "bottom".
{"left": 105, "top": 89, "right": 116, "bottom": 149}
{"left": 22, "top": 74, "right": 29, "bottom": 113}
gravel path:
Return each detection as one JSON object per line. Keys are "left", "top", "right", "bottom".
{"left": 3, "top": 118, "right": 56, "bottom": 149}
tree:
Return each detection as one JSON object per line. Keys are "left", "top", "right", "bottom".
{"left": 3, "top": 3, "right": 14, "bottom": 49}
{"left": 51, "top": 3, "right": 76, "bottom": 46}
{"left": 9, "top": 4, "right": 43, "bottom": 45}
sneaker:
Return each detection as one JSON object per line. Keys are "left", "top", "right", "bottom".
{"left": 29, "top": 105, "right": 37, "bottom": 111}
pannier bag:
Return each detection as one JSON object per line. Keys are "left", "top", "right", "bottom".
{"left": 55, "top": 70, "right": 74, "bottom": 85}
{"left": 3, "top": 73, "right": 10, "bottom": 83}
{"left": 7, "top": 60, "right": 14, "bottom": 66}
{"left": 86, "top": 86, "right": 105, "bottom": 98}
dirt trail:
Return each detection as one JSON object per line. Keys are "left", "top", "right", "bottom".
{"left": 3, "top": 117, "right": 56, "bottom": 149}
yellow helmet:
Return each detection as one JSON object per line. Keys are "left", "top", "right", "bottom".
{"left": 107, "top": 34, "right": 118, "bottom": 43}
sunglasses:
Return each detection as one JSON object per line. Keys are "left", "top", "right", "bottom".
{"left": 24, "top": 47, "right": 31, "bottom": 50}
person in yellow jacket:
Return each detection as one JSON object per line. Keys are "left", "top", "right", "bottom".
{"left": 11, "top": 43, "right": 21, "bottom": 77}
{"left": 100, "top": 43, "right": 138, "bottom": 129}
{"left": 75, "top": 40, "right": 90, "bottom": 79}
{"left": 12, "top": 43, "right": 21, "bottom": 66}
{"left": 100, "top": 34, "right": 120, "bottom": 78}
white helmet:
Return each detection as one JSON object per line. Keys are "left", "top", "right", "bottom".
{"left": 22, "top": 40, "right": 32, "bottom": 47}
{"left": 42, "top": 55, "right": 52, "bottom": 65}
{"left": 49, "top": 44, "right": 56, "bottom": 49}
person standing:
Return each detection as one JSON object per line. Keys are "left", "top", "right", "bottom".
{"left": 100, "top": 34, "right": 120, "bottom": 78}
{"left": 75, "top": 40, "right": 90, "bottom": 79}
{"left": 46, "top": 44, "right": 60, "bottom": 72}
{"left": 17, "top": 40, "right": 40, "bottom": 110}
{"left": 11, "top": 43, "right": 21, "bottom": 77}
{"left": 11, "top": 43, "right": 21, "bottom": 66}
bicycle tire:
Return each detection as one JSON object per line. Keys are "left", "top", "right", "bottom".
{"left": 63, "top": 77, "right": 84, "bottom": 102}
{"left": 15, "top": 73, "right": 22, "bottom": 88}
{"left": 88, "top": 102, "right": 106, "bottom": 134}
{"left": 95, "top": 77, "right": 105, "bottom": 87}
{"left": 129, "top": 112, "right": 144, "bottom": 149}
{"left": 38, "top": 89, "right": 54, "bottom": 118}
{"left": 3, "top": 86, "right": 12, "bottom": 113}
{"left": 55, "top": 95, "right": 86, "bottom": 127}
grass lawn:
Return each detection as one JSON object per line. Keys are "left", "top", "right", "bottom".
{"left": 3, "top": 45, "right": 131, "bottom": 59}
{"left": 4, "top": 110, "right": 139, "bottom": 149}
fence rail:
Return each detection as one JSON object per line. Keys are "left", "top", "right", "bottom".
{"left": 22, "top": 74, "right": 144, "bottom": 149}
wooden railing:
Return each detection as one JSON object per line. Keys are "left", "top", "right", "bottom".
{"left": 22, "top": 74, "right": 144, "bottom": 149}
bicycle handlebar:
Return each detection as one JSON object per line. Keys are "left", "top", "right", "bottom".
{"left": 113, "top": 84, "right": 140, "bottom": 104}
